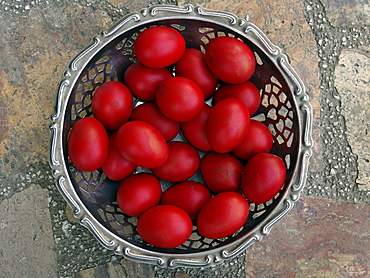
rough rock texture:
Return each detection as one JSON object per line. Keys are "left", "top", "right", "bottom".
{"left": 0, "top": 185, "right": 58, "bottom": 277}
{"left": 302, "top": 0, "right": 370, "bottom": 205}
{"left": 244, "top": 196, "right": 370, "bottom": 277}
{"left": 334, "top": 47, "right": 370, "bottom": 191}
{"left": 76, "top": 257, "right": 155, "bottom": 278}
{"left": 320, "top": 0, "right": 370, "bottom": 26}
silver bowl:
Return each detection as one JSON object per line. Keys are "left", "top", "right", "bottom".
{"left": 49, "top": 4, "right": 313, "bottom": 268}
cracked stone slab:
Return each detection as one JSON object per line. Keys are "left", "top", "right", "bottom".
{"left": 0, "top": 184, "right": 58, "bottom": 277}
{"left": 334, "top": 46, "right": 370, "bottom": 191}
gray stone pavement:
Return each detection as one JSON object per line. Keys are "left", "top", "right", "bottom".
{"left": 0, "top": 0, "right": 369, "bottom": 277}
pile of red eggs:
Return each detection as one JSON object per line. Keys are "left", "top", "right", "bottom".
{"left": 67, "top": 25, "right": 286, "bottom": 249}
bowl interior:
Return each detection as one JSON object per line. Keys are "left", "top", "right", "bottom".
{"left": 62, "top": 18, "right": 299, "bottom": 254}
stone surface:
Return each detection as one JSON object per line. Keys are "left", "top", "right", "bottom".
{"left": 0, "top": 0, "right": 369, "bottom": 277}
{"left": 320, "top": 0, "right": 370, "bottom": 26}
{"left": 0, "top": 1, "right": 115, "bottom": 176}
{"left": 0, "top": 184, "right": 58, "bottom": 277}
{"left": 245, "top": 196, "right": 370, "bottom": 277}
{"left": 334, "top": 47, "right": 370, "bottom": 191}
{"left": 75, "top": 257, "right": 155, "bottom": 278}
{"left": 302, "top": 0, "right": 370, "bottom": 205}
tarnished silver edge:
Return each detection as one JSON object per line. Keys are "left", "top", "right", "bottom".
{"left": 279, "top": 57, "right": 305, "bottom": 96}
{"left": 57, "top": 175, "right": 81, "bottom": 216}
{"left": 150, "top": 3, "right": 194, "bottom": 16}
{"left": 261, "top": 200, "right": 293, "bottom": 236}
{"left": 49, "top": 3, "right": 314, "bottom": 268}
{"left": 80, "top": 217, "right": 116, "bottom": 248}
{"left": 103, "top": 14, "right": 141, "bottom": 38}
{"left": 291, "top": 102, "right": 314, "bottom": 194}
{"left": 292, "top": 150, "right": 312, "bottom": 192}
{"left": 302, "top": 103, "right": 314, "bottom": 147}
{"left": 123, "top": 248, "right": 166, "bottom": 266}
{"left": 196, "top": 6, "right": 238, "bottom": 25}
{"left": 51, "top": 79, "right": 69, "bottom": 121}
{"left": 168, "top": 255, "right": 212, "bottom": 267}
{"left": 70, "top": 36, "right": 101, "bottom": 71}
{"left": 221, "top": 235, "right": 261, "bottom": 259}
{"left": 49, "top": 124, "right": 60, "bottom": 166}
{"left": 244, "top": 25, "right": 280, "bottom": 56}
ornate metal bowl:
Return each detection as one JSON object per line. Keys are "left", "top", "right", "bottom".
{"left": 49, "top": 4, "right": 313, "bottom": 268}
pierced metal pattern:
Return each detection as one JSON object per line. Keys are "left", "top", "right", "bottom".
{"left": 70, "top": 56, "right": 115, "bottom": 121}
{"left": 50, "top": 4, "right": 313, "bottom": 268}
{"left": 258, "top": 76, "right": 296, "bottom": 170}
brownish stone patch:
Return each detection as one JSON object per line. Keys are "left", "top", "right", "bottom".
{"left": 0, "top": 2, "right": 114, "bottom": 174}
{"left": 245, "top": 196, "right": 370, "bottom": 277}
{"left": 0, "top": 71, "right": 9, "bottom": 144}
{"left": 334, "top": 47, "right": 370, "bottom": 191}
{"left": 175, "top": 274, "right": 191, "bottom": 278}
{"left": 120, "top": 258, "right": 155, "bottom": 278}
